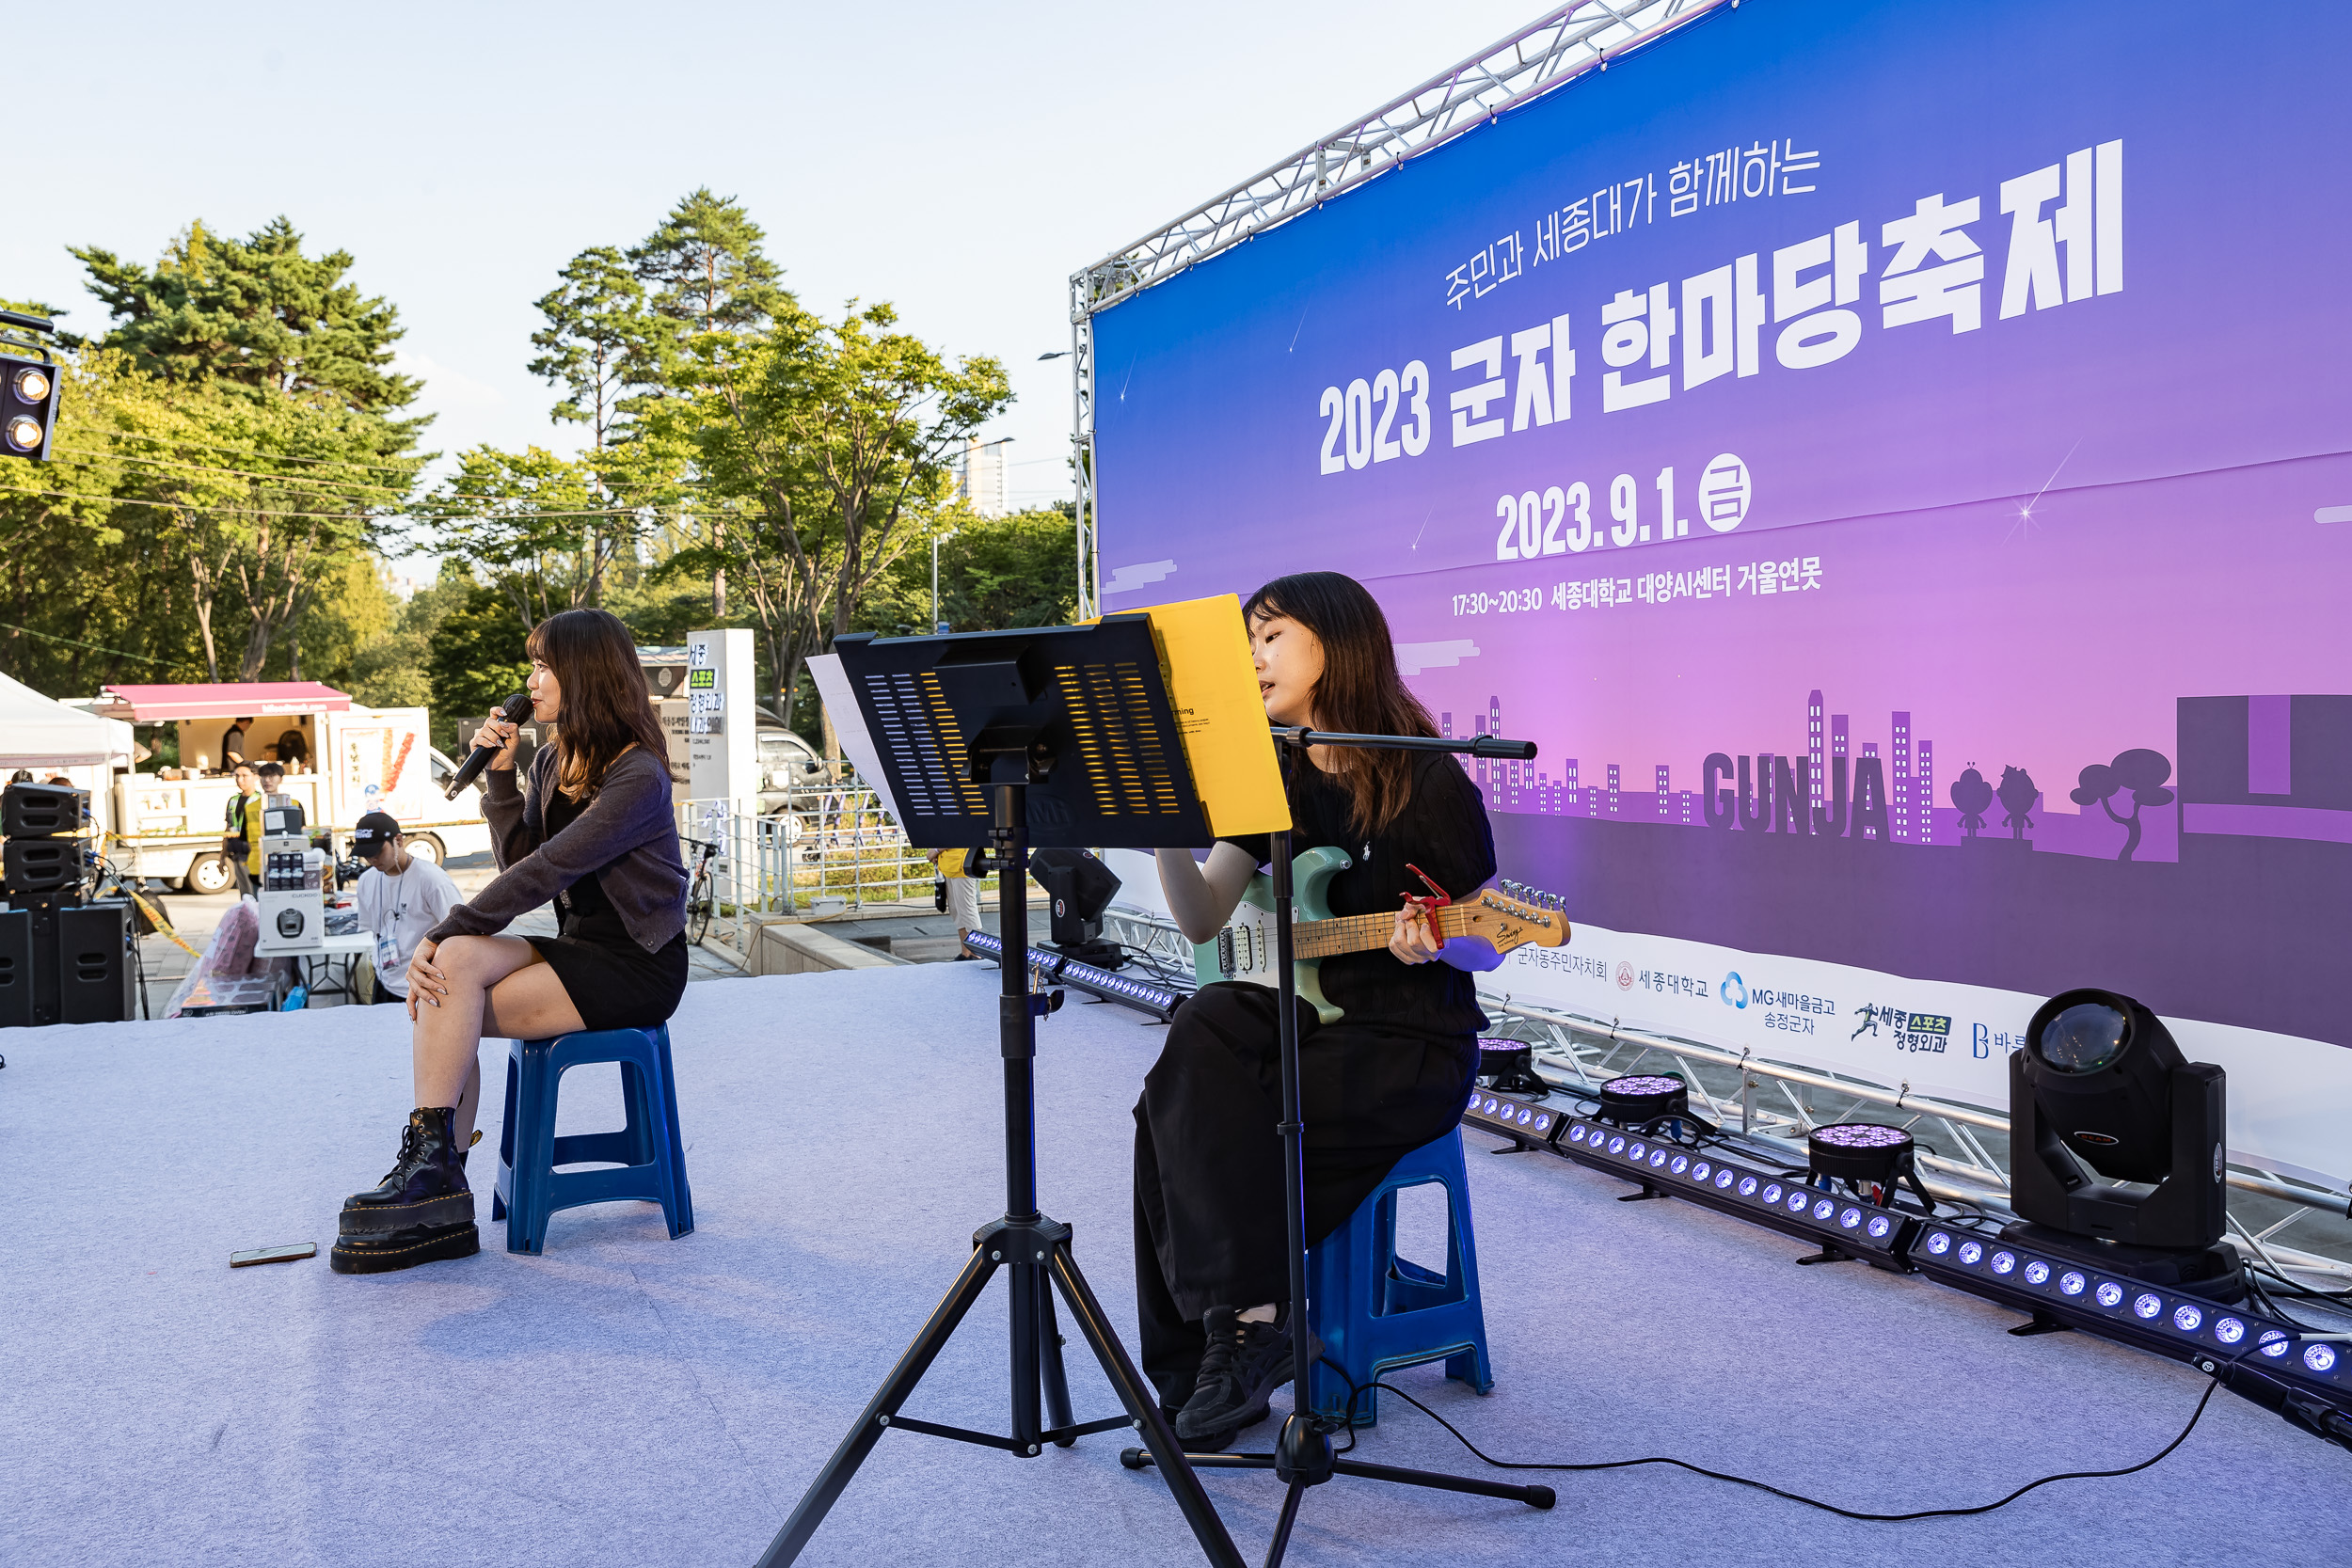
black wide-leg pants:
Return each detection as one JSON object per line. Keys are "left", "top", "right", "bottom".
{"left": 1132, "top": 982, "right": 1478, "bottom": 1410}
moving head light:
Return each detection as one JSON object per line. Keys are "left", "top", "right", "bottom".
{"left": 2009, "top": 988, "right": 2235, "bottom": 1294}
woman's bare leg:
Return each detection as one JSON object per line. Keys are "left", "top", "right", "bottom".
{"left": 412, "top": 935, "right": 585, "bottom": 1150}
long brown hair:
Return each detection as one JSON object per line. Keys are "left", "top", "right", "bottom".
{"left": 1242, "top": 571, "right": 1438, "bottom": 836}
{"left": 525, "top": 609, "right": 669, "bottom": 801}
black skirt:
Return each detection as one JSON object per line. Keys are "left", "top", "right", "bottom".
{"left": 528, "top": 900, "right": 689, "bottom": 1034}
{"left": 1131, "top": 981, "right": 1478, "bottom": 1407}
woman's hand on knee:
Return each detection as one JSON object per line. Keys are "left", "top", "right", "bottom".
{"left": 407, "top": 938, "right": 445, "bottom": 1011}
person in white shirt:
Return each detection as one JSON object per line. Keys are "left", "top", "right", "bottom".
{"left": 349, "top": 811, "right": 462, "bottom": 1006}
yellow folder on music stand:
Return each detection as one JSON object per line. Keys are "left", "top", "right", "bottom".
{"left": 1130, "top": 593, "right": 1290, "bottom": 839}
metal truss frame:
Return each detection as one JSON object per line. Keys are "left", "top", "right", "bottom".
{"left": 1066, "top": 0, "right": 1735, "bottom": 617}
{"left": 1101, "top": 901, "right": 2352, "bottom": 1285}
{"left": 1485, "top": 996, "right": 2352, "bottom": 1287}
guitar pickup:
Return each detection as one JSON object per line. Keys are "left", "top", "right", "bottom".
{"left": 1216, "top": 928, "right": 1237, "bottom": 978}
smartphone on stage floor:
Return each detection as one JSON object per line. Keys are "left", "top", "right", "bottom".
{"left": 230, "top": 1243, "right": 317, "bottom": 1267}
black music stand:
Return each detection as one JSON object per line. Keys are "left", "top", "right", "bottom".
{"left": 756, "top": 617, "right": 1247, "bottom": 1568}
{"left": 1120, "top": 723, "right": 1557, "bottom": 1563}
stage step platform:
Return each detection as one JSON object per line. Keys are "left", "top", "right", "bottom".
{"left": 7, "top": 964, "right": 2350, "bottom": 1566}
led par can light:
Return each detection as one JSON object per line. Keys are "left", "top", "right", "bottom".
{"left": 1597, "top": 1073, "right": 1690, "bottom": 1127}
{"left": 1808, "top": 1122, "right": 1913, "bottom": 1184}
{"left": 1555, "top": 1118, "right": 1920, "bottom": 1270}
{"left": 1460, "top": 1090, "right": 1566, "bottom": 1150}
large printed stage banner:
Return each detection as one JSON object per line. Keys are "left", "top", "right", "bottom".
{"left": 1091, "top": 0, "right": 2352, "bottom": 1185}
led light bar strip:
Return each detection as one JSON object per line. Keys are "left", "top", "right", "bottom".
{"left": 962, "top": 930, "right": 1184, "bottom": 1022}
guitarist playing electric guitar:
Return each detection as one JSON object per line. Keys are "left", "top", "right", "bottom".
{"left": 1140, "top": 570, "right": 1501, "bottom": 1454}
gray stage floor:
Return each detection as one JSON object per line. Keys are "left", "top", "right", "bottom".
{"left": 8, "top": 964, "right": 2349, "bottom": 1567}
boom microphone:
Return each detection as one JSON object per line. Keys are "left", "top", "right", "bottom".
{"left": 444, "top": 691, "right": 533, "bottom": 800}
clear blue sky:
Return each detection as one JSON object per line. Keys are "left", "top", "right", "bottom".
{"left": 18, "top": 0, "right": 1542, "bottom": 520}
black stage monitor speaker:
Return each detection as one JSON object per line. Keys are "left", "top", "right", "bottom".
{"left": 3, "top": 781, "right": 85, "bottom": 837}
{"left": 4, "top": 838, "right": 78, "bottom": 895}
{"left": 56, "top": 900, "right": 133, "bottom": 1024}
{"left": 0, "top": 906, "right": 31, "bottom": 1028}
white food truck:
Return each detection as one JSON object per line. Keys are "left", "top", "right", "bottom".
{"left": 90, "top": 681, "right": 494, "bottom": 895}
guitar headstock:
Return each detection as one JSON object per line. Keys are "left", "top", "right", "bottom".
{"left": 1442, "top": 880, "right": 1569, "bottom": 952}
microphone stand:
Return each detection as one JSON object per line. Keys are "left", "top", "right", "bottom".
{"left": 1126, "top": 723, "right": 1556, "bottom": 1562}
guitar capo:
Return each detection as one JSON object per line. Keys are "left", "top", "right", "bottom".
{"left": 1402, "top": 863, "right": 1452, "bottom": 915}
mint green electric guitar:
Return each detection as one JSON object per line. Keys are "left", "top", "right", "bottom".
{"left": 1190, "top": 847, "right": 1568, "bottom": 1022}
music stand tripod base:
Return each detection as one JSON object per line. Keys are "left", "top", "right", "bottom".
{"left": 756, "top": 623, "right": 1245, "bottom": 1568}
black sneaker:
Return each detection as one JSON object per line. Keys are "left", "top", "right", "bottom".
{"left": 1174, "top": 1306, "right": 1318, "bottom": 1443}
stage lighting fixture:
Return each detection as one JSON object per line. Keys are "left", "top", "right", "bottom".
{"left": 1807, "top": 1122, "right": 1936, "bottom": 1213}
{"left": 1460, "top": 1089, "right": 1566, "bottom": 1150}
{"left": 1597, "top": 1073, "right": 1691, "bottom": 1126}
{"left": 1476, "top": 1039, "right": 1549, "bottom": 1097}
{"left": 1029, "top": 847, "right": 1124, "bottom": 966}
{"left": 2010, "top": 988, "right": 2236, "bottom": 1296}
{"left": 1908, "top": 1218, "right": 2352, "bottom": 1452}
{"left": 961, "top": 929, "right": 1180, "bottom": 1022}
{"left": 1554, "top": 1116, "right": 1919, "bottom": 1269}
{"left": 0, "top": 351, "right": 58, "bottom": 460}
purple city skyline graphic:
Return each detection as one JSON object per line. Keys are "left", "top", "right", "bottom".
{"left": 1446, "top": 689, "right": 1951, "bottom": 847}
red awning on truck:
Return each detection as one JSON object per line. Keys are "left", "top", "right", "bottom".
{"left": 95, "top": 682, "right": 352, "bottom": 722}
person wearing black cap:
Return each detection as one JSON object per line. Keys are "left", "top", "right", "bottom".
{"left": 349, "top": 811, "right": 461, "bottom": 1008}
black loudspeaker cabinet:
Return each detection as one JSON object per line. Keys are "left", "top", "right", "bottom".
{"left": 0, "top": 906, "right": 31, "bottom": 1027}
{"left": 56, "top": 900, "right": 134, "bottom": 1024}
{"left": 2, "top": 780, "right": 86, "bottom": 837}
{"left": 0, "top": 897, "right": 133, "bottom": 1027}
{"left": 4, "top": 838, "right": 78, "bottom": 895}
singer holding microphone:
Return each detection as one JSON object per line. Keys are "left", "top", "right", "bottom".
{"left": 330, "top": 608, "right": 690, "bottom": 1274}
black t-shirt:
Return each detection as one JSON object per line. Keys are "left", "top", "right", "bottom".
{"left": 1220, "top": 749, "right": 1496, "bottom": 1037}
{"left": 543, "top": 787, "right": 619, "bottom": 929}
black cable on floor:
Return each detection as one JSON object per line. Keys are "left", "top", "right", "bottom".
{"left": 1354, "top": 1364, "right": 2229, "bottom": 1523}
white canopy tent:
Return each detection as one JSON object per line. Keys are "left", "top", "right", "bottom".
{"left": 0, "top": 672, "right": 133, "bottom": 768}
{"left": 2, "top": 673, "right": 136, "bottom": 836}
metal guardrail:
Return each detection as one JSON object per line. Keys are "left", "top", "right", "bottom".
{"left": 674, "top": 779, "right": 939, "bottom": 960}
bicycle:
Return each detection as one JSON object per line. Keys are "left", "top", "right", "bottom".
{"left": 682, "top": 835, "right": 721, "bottom": 943}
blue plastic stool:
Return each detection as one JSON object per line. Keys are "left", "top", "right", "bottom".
{"left": 1305, "top": 1126, "right": 1494, "bottom": 1427}
{"left": 491, "top": 1024, "right": 693, "bottom": 1255}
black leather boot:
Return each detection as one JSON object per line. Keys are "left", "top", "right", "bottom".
{"left": 329, "top": 1107, "right": 480, "bottom": 1275}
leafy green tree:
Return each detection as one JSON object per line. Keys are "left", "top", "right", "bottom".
{"left": 866, "top": 507, "right": 1079, "bottom": 635}
{"left": 663, "top": 301, "right": 1011, "bottom": 738}
{"left": 351, "top": 568, "right": 472, "bottom": 715}
{"left": 530, "top": 245, "right": 658, "bottom": 452}
{"left": 289, "top": 553, "right": 402, "bottom": 689}
{"left": 628, "top": 189, "right": 795, "bottom": 622}
{"left": 0, "top": 349, "right": 209, "bottom": 689}
{"left": 425, "top": 578, "right": 532, "bottom": 753}
{"left": 70, "top": 217, "right": 423, "bottom": 424}
{"left": 423, "top": 446, "right": 614, "bottom": 628}
{"left": 629, "top": 188, "right": 792, "bottom": 339}
{"left": 110, "top": 380, "right": 421, "bottom": 680}
{"left": 56, "top": 218, "right": 428, "bottom": 682}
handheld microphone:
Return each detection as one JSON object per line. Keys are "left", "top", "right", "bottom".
{"left": 444, "top": 691, "right": 533, "bottom": 800}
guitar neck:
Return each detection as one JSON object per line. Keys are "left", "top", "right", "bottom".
{"left": 1290, "top": 905, "right": 1469, "bottom": 959}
